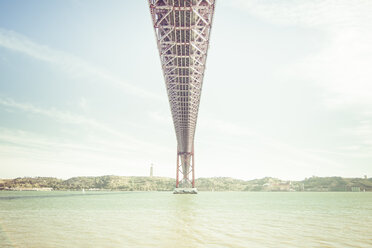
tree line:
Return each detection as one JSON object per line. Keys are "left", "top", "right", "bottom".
{"left": 1, "top": 175, "right": 371, "bottom": 191}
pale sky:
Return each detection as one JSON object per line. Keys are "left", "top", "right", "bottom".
{"left": 0, "top": 0, "right": 371, "bottom": 180}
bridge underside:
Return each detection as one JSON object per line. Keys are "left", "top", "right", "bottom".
{"left": 149, "top": 0, "right": 215, "bottom": 189}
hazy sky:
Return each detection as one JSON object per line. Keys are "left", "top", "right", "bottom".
{"left": 1, "top": 0, "right": 371, "bottom": 180}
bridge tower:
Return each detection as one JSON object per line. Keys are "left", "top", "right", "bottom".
{"left": 148, "top": 0, "right": 216, "bottom": 193}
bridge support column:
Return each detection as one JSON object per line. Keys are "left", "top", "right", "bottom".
{"left": 174, "top": 147, "right": 197, "bottom": 194}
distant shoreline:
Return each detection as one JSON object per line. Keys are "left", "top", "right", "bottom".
{"left": 1, "top": 175, "right": 371, "bottom": 192}
{"left": 2, "top": 189, "right": 372, "bottom": 193}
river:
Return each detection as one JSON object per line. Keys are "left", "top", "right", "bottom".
{"left": 0, "top": 191, "right": 371, "bottom": 247}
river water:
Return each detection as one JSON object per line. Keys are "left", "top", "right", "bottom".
{"left": 0, "top": 191, "right": 371, "bottom": 248}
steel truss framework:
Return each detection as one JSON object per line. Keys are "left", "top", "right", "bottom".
{"left": 149, "top": 0, "right": 215, "bottom": 188}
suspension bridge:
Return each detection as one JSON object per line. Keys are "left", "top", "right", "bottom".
{"left": 149, "top": 0, "right": 216, "bottom": 193}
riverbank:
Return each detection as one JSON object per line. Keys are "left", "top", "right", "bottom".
{"left": 1, "top": 176, "right": 371, "bottom": 192}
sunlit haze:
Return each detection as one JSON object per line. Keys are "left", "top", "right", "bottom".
{"left": 1, "top": 0, "right": 371, "bottom": 180}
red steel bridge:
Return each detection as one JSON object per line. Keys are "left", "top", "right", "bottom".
{"left": 148, "top": 0, "right": 216, "bottom": 192}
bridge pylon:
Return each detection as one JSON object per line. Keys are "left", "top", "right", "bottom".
{"left": 176, "top": 146, "right": 195, "bottom": 186}
{"left": 174, "top": 147, "right": 197, "bottom": 194}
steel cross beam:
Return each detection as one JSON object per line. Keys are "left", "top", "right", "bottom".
{"left": 176, "top": 148, "right": 195, "bottom": 188}
{"left": 148, "top": 0, "right": 215, "bottom": 189}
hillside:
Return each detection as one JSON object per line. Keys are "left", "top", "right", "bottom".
{"left": 0, "top": 176, "right": 371, "bottom": 192}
